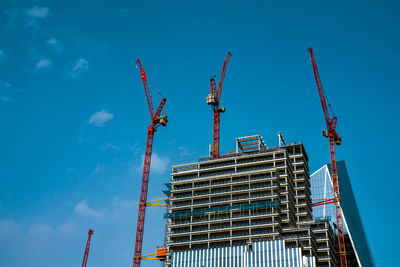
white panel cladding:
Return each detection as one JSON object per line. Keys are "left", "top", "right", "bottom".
{"left": 229, "top": 246, "right": 232, "bottom": 267}
{"left": 263, "top": 241, "right": 267, "bottom": 267}
{"left": 171, "top": 240, "right": 315, "bottom": 267}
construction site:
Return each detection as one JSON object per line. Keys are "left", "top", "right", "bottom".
{"left": 80, "top": 49, "right": 374, "bottom": 267}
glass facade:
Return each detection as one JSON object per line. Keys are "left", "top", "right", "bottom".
{"left": 171, "top": 240, "right": 316, "bottom": 267}
{"left": 309, "top": 165, "right": 337, "bottom": 232}
{"left": 310, "top": 160, "right": 375, "bottom": 267}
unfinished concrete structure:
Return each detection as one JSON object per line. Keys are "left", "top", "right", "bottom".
{"left": 166, "top": 135, "right": 337, "bottom": 267}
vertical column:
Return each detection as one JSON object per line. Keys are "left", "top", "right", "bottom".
{"left": 213, "top": 248, "right": 216, "bottom": 267}
{"left": 206, "top": 248, "right": 209, "bottom": 267}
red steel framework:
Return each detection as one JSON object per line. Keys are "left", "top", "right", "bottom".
{"left": 206, "top": 52, "right": 232, "bottom": 159}
{"left": 81, "top": 229, "right": 94, "bottom": 267}
{"left": 307, "top": 47, "right": 347, "bottom": 267}
{"left": 133, "top": 59, "right": 167, "bottom": 267}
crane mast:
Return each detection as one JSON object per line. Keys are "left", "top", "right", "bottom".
{"left": 81, "top": 229, "right": 94, "bottom": 267}
{"left": 307, "top": 47, "right": 347, "bottom": 267}
{"left": 133, "top": 59, "right": 167, "bottom": 267}
{"left": 206, "top": 52, "right": 232, "bottom": 159}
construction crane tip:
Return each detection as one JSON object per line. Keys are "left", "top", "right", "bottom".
{"left": 82, "top": 228, "right": 94, "bottom": 267}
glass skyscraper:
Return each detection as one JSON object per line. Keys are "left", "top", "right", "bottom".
{"left": 310, "top": 160, "right": 375, "bottom": 267}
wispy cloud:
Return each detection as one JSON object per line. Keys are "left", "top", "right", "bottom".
{"left": 100, "top": 142, "right": 120, "bottom": 151}
{"left": 0, "top": 81, "right": 30, "bottom": 103}
{"left": 89, "top": 110, "right": 114, "bottom": 127}
{"left": 45, "top": 38, "right": 64, "bottom": 54}
{"left": 24, "top": 6, "right": 50, "bottom": 19}
{"left": 0, "top": 82, "right": 16, "bottom": 103}
{"left": 35, "top": 59, "right": 52, "bottom": 70}
{"left": 0, "top": 49, "right": 6, "bottom": 64}
{"left": 28, "top": 223, "right": 52, "bottom": 242}
{"left": 0, "top": 196, "right": 139, "bottom": 264}
{"left": 137, "top": 153, "right": 170, "bottom": 175}
{"left": 0, "top": 95, "right": 15, "bottom": 103}
{"left": 67, "top": 58, "right": 89, "bottom": 79}
{"left": 178, "top": 146, "right": 194, "bottom": 156}
{"left": 99, "top": 142, "right": 139, "bottom": 153}
{"left": 111, "top": 197, "right": 137, "bottom": 209}
{"left": 74, "top": 200, "right": 103, "bottom": 218}
{"left": 56, "top": 221, "right": 78, "bottom": 236}
{"left": 23, "top": 6, "right": 50, "bottom": 28}
{"left": 0, "top": 219, "right": 20, "bottom": 235}
{"left": 92, "top": 163, "right": 105, "bottom": 174}
{"left": 151, "top": 153, "right": 170, "bottom": 174}
{"left": 0, "top": 81, "right": 12, "bottom": 92}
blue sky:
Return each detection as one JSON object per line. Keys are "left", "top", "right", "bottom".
{"left": 0, "top": 0, "right": 399, "bottom": 266}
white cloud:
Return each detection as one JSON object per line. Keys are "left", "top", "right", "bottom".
{"left": 137, "top": 153, "right": 170, "bottom": 175}
{"left": 111, "top": 197, "right": 137, "bottom": 209}
{"left": 93, "top": 163, "right": 105, "bottom": 174}
{"left": 151, "top": 153, "right": 170, "bottom": 174}
{"left": 74, "top": 200, "right": 103, "bottom": 218}
{"left": 178, "top": 146, "right": 194, "bottom": 156}
{"left": 46, "top": 38, "right": 64, "bottom": 54}
{"left": 89, "top": 110, "right": 114, "bottom": 127}
{"left": 57, "top": 221, "right": 78, "bottom": 236}
{"left": 100, "top": 142, "right": 140, "bottom": 154}
{"left": 0, "top": 49, "right": 6, "bottom": 64}
{"left": 0, "top": 95, "right": 15, "bottom": 103}
{"left": 100, "top": 142, "right": 120, "bottom": 151}
{"left": 0, "top": 219, "right": 20, "bottom": 235}
{"left": 68, "top": 58, "right": 89, "bottom": 79}
{"left": 28, "top": 223, "right": 52, "bottom": 241}
{"left": 0, "top": 81, "right": 12, "bottom": 92}
{"left": 35, "top": 59, "right": 52, "bottom": 70}
{"left": 0, "top": 81, "right": 30, "bottom": 103}
{"left": 24, "top": 6, "right": 50, "bottom": 19}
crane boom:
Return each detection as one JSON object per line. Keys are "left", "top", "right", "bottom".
{"left": 307, "top": 47, "right": 347, "bottom": 267}
{"left": 216, "top": 52, "right": 232, "bottom": 101}
{"left": 206, "top": 52, "right": 232, "bottom": 159}
{"left": 137, "top": 59, "right": 154, "bottom": 119}
{"left": 81, "top": 229, "right": 94, "bottom": 267}
{"left": 133, "top": 59, "right": 167, "bottom": 267}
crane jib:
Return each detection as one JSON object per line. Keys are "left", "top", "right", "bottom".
{"left": 307, "top": 47, "right": 347, "bottom": 267}
{"left": 133, "top": 59, "right": 168, "bottom": 267}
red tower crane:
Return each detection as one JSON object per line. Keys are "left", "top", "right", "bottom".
{"left": 206, "top": 52, "right": 232, "bottom": 159}
{"left": 307, "top": 47, "right": 347, "bottom": 267}
{"left": 81, "top": 229, "right": 94, "bottom": 267}
{"left": 133, "top": 59, "right": 167, "bottom": 267}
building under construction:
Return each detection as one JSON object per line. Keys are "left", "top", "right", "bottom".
{"left": 165, "top": 135, "right": 348, "bottom": 267}
{"left": 131, "top": 49, "right": 374, "bottom": 267}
